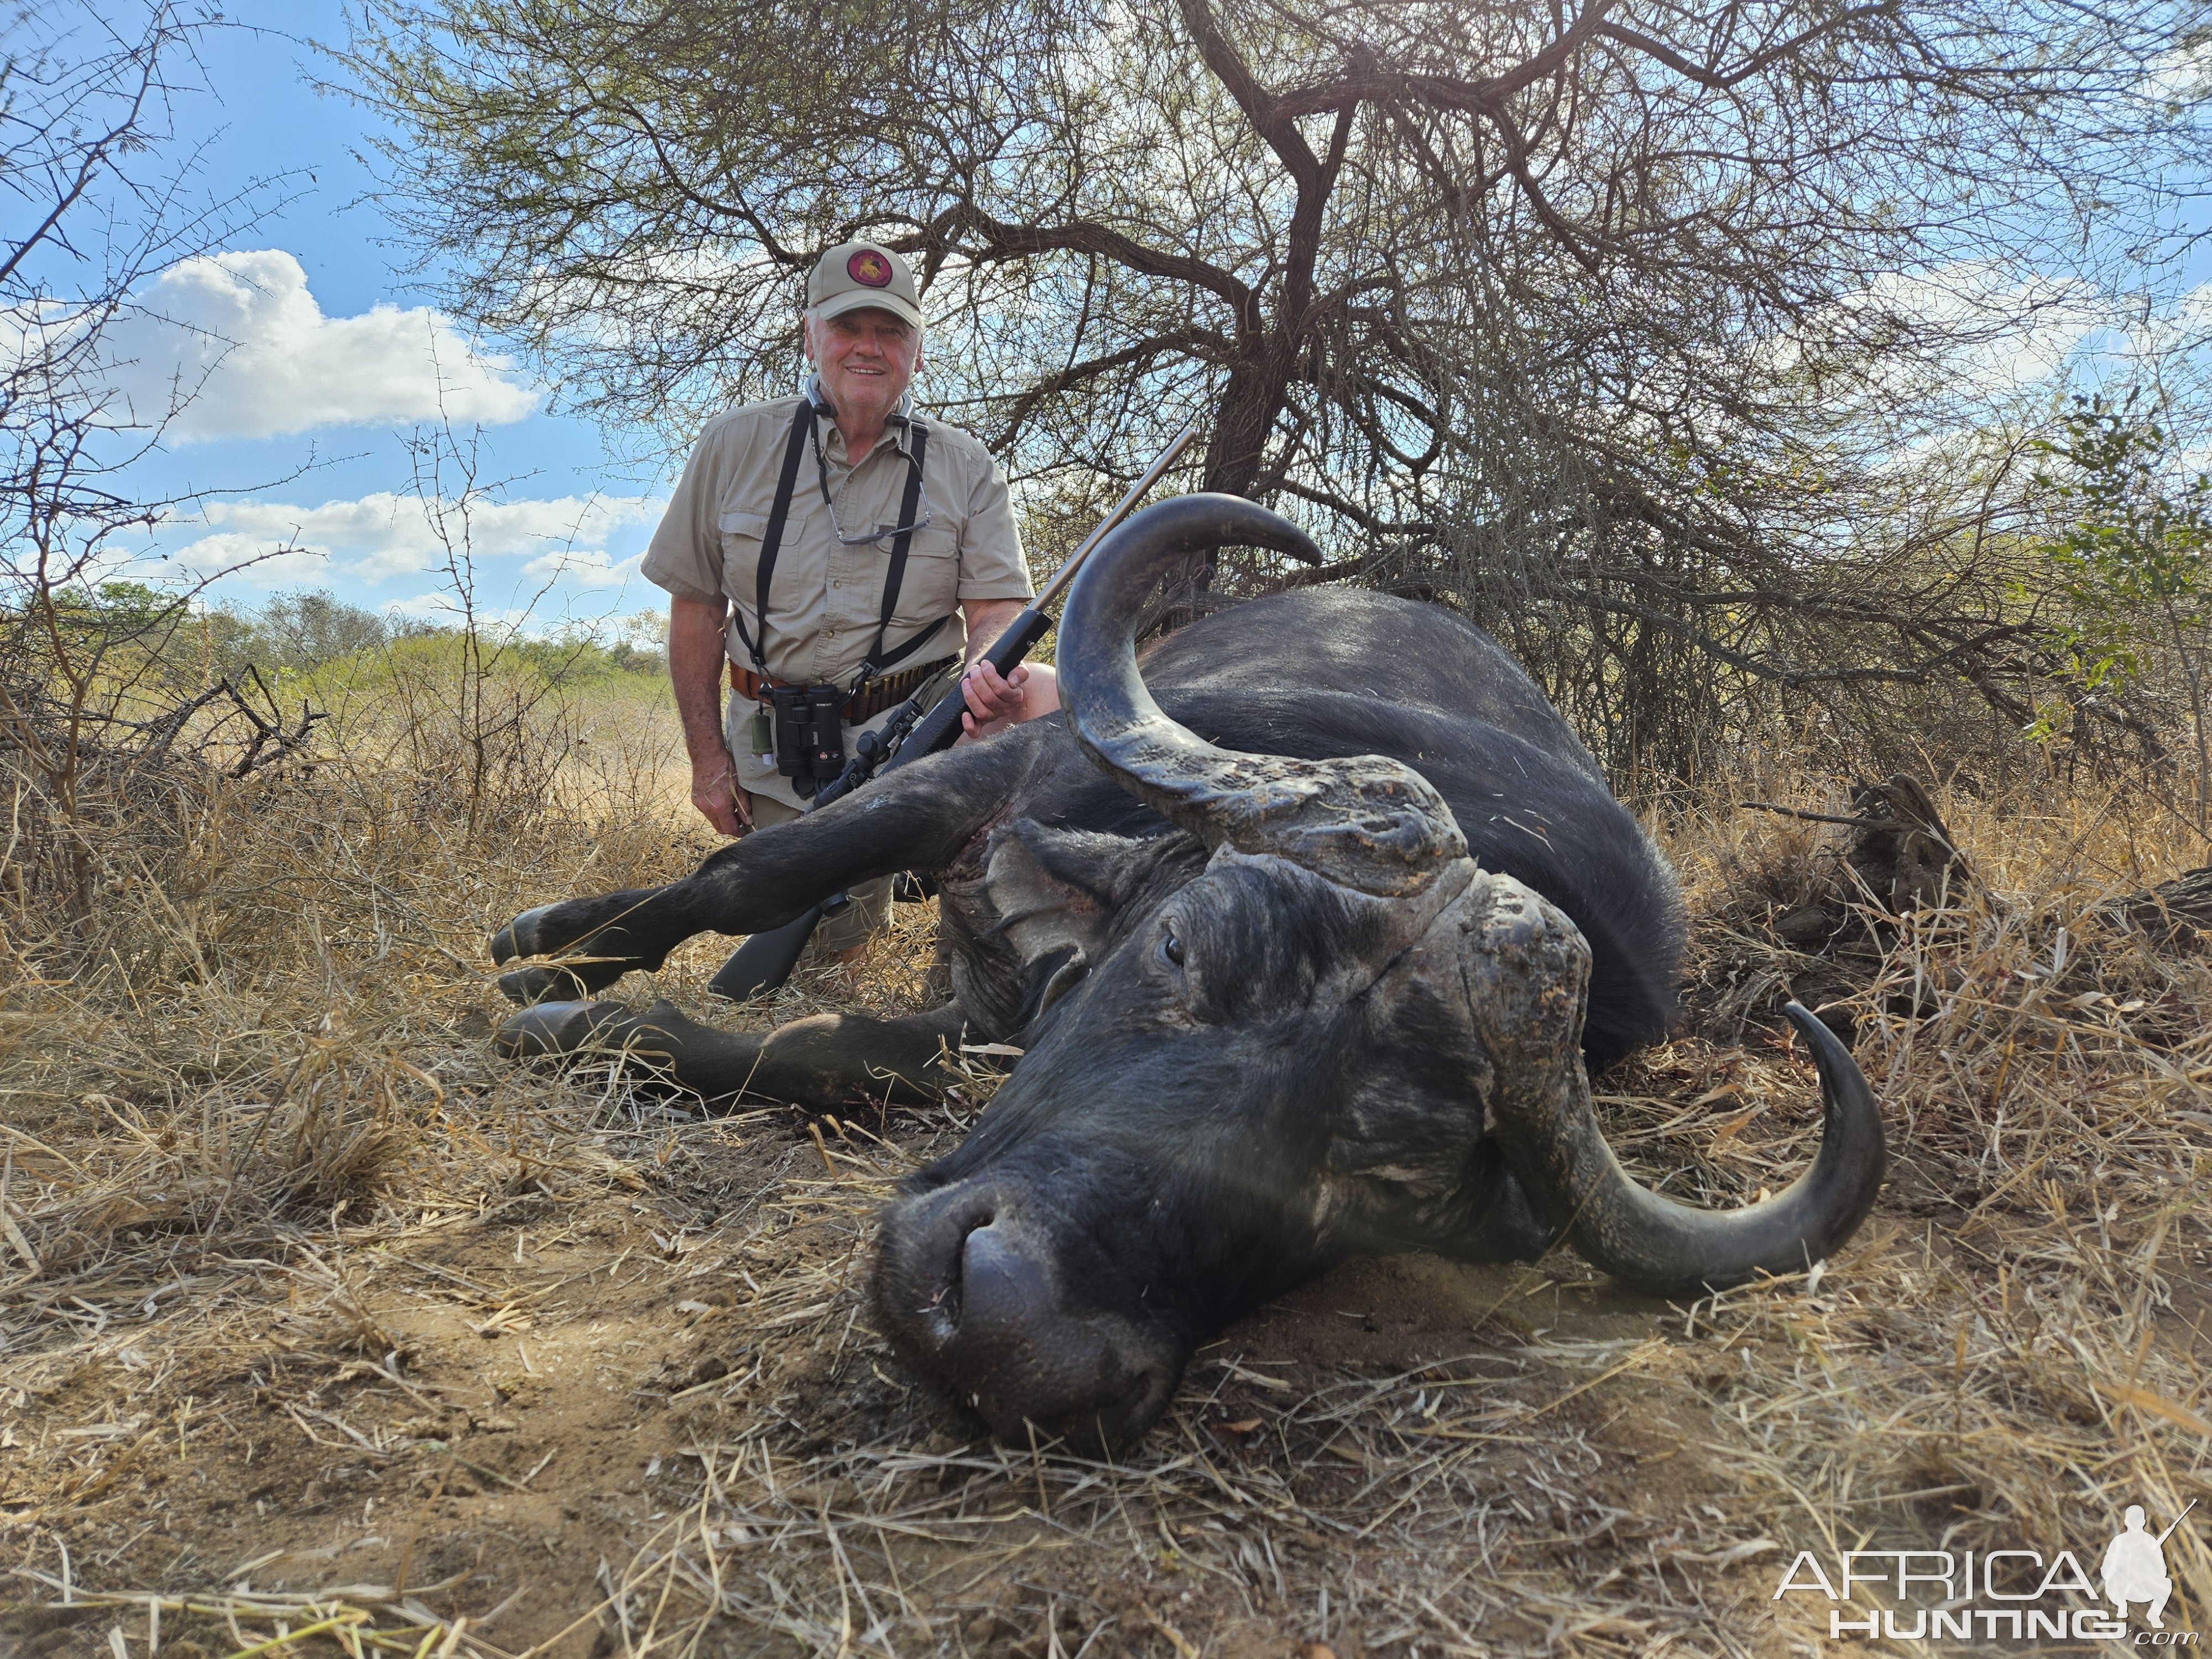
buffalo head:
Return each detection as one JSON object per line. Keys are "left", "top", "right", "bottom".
{"left": 874, "top": 496, "right": 1884, "bottom": 1452}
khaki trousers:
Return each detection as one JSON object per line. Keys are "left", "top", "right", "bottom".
{"left": 745, "top": 792, "right": 891, "bottom": 954}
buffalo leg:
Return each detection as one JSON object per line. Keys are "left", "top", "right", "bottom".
{"left": 496, "top": 998, "right": 973, "bottom": 1110}
{"left": 491, "top": 733, "right": 1041, "bottom": 1003}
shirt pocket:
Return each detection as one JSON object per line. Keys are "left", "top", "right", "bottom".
{"left": 889, "top": 523, "right": 961, "bottom": 631}
{"left": 717, "top": 509, "right": 770, "bottom": 604}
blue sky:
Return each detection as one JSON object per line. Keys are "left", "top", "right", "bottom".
{"left": 106, "top": 1, "right": 669, "bottom": 633}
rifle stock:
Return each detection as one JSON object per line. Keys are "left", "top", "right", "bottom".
{"left": 707, "top": 905, "right": 821, "bottom": 1001}
{"left": 708, "top": 427, "right": 1195, "bottom": 1004}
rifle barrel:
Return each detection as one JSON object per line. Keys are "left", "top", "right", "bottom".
{"left": 1034, "top": 422, "right": 1199, "bottom": 611}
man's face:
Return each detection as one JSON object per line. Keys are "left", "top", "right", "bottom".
{"left": 805, "top": 307, "right": 922, "bottom": 432}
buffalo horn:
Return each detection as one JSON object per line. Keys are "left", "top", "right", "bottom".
{"left": 1473, "top": 879, "right": 1886, "bottom": 1294}
{"left": 1058, "top": 494, "right": 1467, "bottom": 896}
{"left": 1526, "top": 1004, "right": 1883, "bottom": 1295}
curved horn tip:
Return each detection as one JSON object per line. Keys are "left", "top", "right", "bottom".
{"left": 1782, "top": 1000, "right": 1846, "bottom": 1060}
{"left": 1259, "top": 510, "right": 1324, "bottom": 567}
{"left": 1781, "top": 993, "right": 1888, "bottom": 1228}
{"left": 1152, "top": 492, "right": 1323, "bottom": 564}
{"left": 1507, "top": 989, "right": 1887, "bottom": 1302}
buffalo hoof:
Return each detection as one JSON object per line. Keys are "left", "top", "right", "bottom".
{"left": 497, "top": 962, "right": 627, "bottom": 1005}
{"left": 489, "top": 902, "right": 560, "bottom": 965}
{"left": 491, "top": 904, "right": 647, "bottom": 1005}
{"left": 494, "top": 999, "right": 664, "bottom": 1060}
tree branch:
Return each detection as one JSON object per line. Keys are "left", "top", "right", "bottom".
{"left": 1271, "top": 0, "right": 1615, "bottom": 121}
{"left": 935, "top": 205, "right": 1256, "bottom": 326}
{"left": 1175, "top": 0, "right": 1324, "bottom": 191}
{"left": 981, "top": 328, "right": 1227, "bottom": 450}
{"left": 1593, "top": 6, "right": 1905, "bottom": 94}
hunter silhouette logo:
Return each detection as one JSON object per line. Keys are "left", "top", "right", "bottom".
{"left": 848, "top": 249, "right": 894, "bottom": 287}
{"left": 2106, "top": 1502, "right": 2194, "bottom": 1629}
{"left": 1770, "top": 1499, "right": 2199, "bottom": 1644}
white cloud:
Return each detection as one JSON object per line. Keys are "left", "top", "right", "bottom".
{"left": 377, "top": 595, "right": 611, "bottom": 641}
{"left": 2177, "top": 281, "right": 2212, "bottom": 332}
{"left": 154, "top": 531, "right": 336, "bottom": 589}
{"left": 519, "top": 547, "right": 646, "bottom": 591}
{"left": 162, "top": 491, "right": 665, "bottom": 586}
{"left": 1864, "top": 265, "right": 2115, "bottom": 395}
{"left": 382, "top": 592, "right": 470, "bottom": 623}
{"left": 2145, "top": 40, "right": 2212, "bottom": 107}
{"left": 99, "top": 251, "right": 540, "bottom": 441}
{"left": 1778, "top": 263, "right": 2128, "bottom": 434}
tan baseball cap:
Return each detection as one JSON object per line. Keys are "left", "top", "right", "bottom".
{"left": 807, "top": 241, "right": 924, "bottom": 330}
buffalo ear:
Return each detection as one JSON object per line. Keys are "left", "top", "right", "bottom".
{"left": 981, "top": 823, "right": 1133, "bottom": 969}
{"left": 981, "top": 821, "right": 1206, "bottom": 972}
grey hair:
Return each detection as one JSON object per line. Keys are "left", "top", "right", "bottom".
{"left": 804, "top": 305, "right": 924, "bottom": 350}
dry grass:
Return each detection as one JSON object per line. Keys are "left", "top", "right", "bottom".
{"left": 4, "top": 680, "right": 2210, "bottom": 1658}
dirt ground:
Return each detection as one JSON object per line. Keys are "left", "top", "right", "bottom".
{"left": 5, "top": 758, "right": 2211, "bottom": 1658}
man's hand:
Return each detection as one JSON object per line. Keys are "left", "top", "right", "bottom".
{"left": 959, "top": 659, "right": 1034, "bottom": 739}
{"left": 955, "top": 597, "right": 1060, "bottom": 742}
{"left": 691, "top": 759, "right": 752, "bottom": 836}
{"left": 671, "top": 594, "right": 750, "bottom": 836}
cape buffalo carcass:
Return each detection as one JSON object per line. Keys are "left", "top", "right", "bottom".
{"left": 491, "top": 495, "right": 1886, "bottom": 1452}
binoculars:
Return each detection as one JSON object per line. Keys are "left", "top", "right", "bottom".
{"left": 768, "top": 684, "right": 847, "bottom": 798}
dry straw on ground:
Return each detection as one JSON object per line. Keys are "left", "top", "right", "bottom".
{"left": 3, "top": 674, "right": 2209, "bottom": 1658}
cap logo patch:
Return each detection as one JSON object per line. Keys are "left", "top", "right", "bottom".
{"left": 848, "top": 249, "right": 894, "bottom": 288}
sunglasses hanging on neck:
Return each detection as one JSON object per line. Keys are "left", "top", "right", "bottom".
{"left": 808, "top": 406, "right": 931, "bottom": 547}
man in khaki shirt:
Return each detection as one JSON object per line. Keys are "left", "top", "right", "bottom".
{"left": 641, "top": 241, "right": 1054, "bottom": 958}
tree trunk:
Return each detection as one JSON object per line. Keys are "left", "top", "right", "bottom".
{"left": 1144, "top": 342, "right": 1298, "bottom": 635}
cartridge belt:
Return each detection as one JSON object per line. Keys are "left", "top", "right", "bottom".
{"left": 730, "top": 654, "right": 959, "bottom": 725}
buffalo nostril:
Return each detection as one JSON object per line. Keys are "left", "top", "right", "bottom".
{"left": 957, "top": 1223, "right": 1051, "bottom": 1333}
{"left": 875, "top": 1192, "right": 1187, "bottom": 1450}
{"left": 914, "top": 1206, "right": 998, "bottom": 1334}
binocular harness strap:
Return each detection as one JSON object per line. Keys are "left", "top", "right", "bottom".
{"left": 853, "top": 424, "right": 941, "bottom": 688}
{"left": 732, "top": 399, "right": 945, "bottom": 697}
{"left": 728, "top": 400, "right": 814, "bottom": 681}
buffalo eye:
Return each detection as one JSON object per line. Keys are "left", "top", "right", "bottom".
{"left": 1159, "top": 927, "right": 1185, "bottom": 968}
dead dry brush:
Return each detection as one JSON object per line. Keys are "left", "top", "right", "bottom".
{"left": 1638, "top": 766, "right": 2212, "bottom": 1639}
{"left": 0, "top": 637, "right": 711, "bottom": 1642}
{"left": 1, "top": 639, "right": 698, "bottom": 1256}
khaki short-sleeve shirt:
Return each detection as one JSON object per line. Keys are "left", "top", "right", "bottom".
{"left": 640, "top": 392, "right": 1033, "bottom": 687}
{"left": 640, "top": 390, "right": 1032, "bottom": 811}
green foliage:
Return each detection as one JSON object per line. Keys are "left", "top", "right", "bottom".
{"left": 79, "top": 581, "right": 181, "bottom": 631}
{"left": 7, "top": 579, "right": 206, "bottom": 700}
{"left": 21, "top": 580, "right": 186, "bottom": 645}
{"left": 502, "top": 631, "right": 667, "bottom": 686}
{"left": 249, "top": 590, "right": 397, "bottom": 671}
{"left": 190, "top": 590, "right": 667, "bottom": 688}
{"left": 2028, "top": 397, "right": 2212, "bottom": 737}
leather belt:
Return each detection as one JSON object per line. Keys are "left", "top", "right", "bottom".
{"left": 731, "top": 654, "right": 959, "bottom": 725}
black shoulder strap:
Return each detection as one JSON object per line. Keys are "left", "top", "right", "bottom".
{"left": 858, "top": 424, "right": 941, "bottom": 681}
{"left": 728, "top": 399, "right": 813, "bottom": 681}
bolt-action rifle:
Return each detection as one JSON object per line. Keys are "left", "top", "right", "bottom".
{"left": 706, "top": 422, "right": 1201, "bottom": 1001}
{"left": 2158, "top": 1500, "right": 2198, "bottom": 1545}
